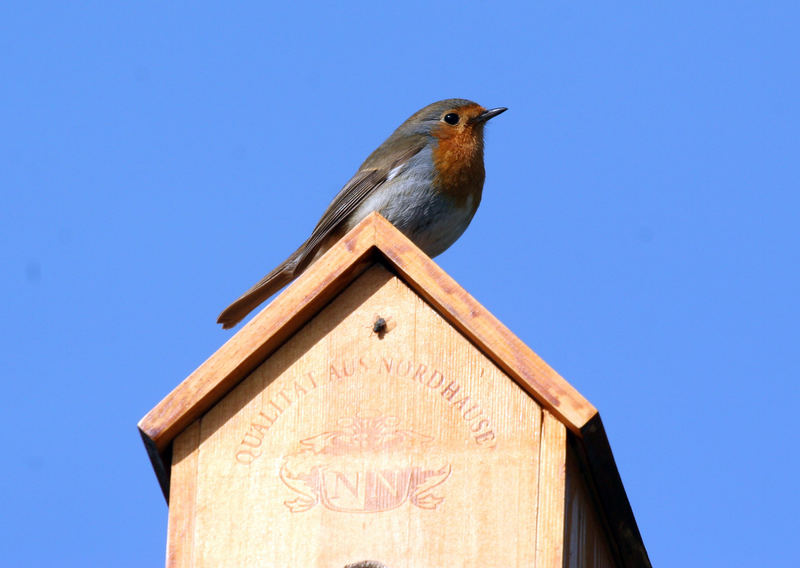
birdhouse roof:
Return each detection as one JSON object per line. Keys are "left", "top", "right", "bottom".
{"left": 139, "top": 211, "right": 646, "bottom": 564}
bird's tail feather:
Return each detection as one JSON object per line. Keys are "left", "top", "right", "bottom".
{"left": 216, "top": 257, "right": 297, "bottom": 329}
{"left": 217, "top": 228, "right": 335, "bottom": 329}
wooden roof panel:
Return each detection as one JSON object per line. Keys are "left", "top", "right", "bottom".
{"left": 138, "top": 212, "right": 649, "bottom": 567}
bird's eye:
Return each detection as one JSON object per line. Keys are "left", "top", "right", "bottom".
{"left": 443, "top": 113, "right": 460, "bottom": 125}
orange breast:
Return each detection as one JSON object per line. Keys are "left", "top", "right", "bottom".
{"left": 431, "top": 114, "right": 486, "bottom": 211}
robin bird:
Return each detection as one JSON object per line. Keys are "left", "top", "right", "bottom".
{"left": 218, "top": 98, "right": 506, "bottom": 329}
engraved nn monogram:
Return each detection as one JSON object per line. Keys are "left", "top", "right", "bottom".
{"left": 279, "top": 413, "right": 451, "bottom": 513}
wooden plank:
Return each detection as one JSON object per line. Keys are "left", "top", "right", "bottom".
{"left": 564, "top": 442, "right": 617, "bottom": 568}
{"left": 136, "top": 212, "right": 650, "bottom": 567}
{"left": 166, "top": 420, "right": 200, "bottom": 568}
{"left": 373, "top": 215, "right": 597, "bottom": 433}
{"left": 403, "top": 268, "right": 543, "bottom": 566}
{"left": 535, "top": 409, "right": 567, "bottom": 568}
{"left": 138, "top": 426, "right": 171, "bottom": 499}
{"left": 138, "top": 216, "right": 378, "bottom": 452}
{"left": 183, "top": 266, "right": 545, "bottom": 567}
{"left": 577, "top": 416, "right": 651, "bottom": 568}
{"left": 138, "top": 212, "right": 598, "bottom": 500}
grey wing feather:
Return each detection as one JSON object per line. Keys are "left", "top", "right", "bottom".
{"left": 217, "top": 137, "right": 426, "bottom": 329}
{"left": 295, "top": 168, "right": 384, "bottom": 265}
{"left": 294, "top": 140, "right": 426, "bottom": 267}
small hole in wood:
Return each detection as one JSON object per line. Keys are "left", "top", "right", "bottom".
{"left": 372, "top": 316, "right": 388, "bottom": 339}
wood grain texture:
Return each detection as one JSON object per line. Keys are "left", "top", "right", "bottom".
{"left": 170, "top": 266, "right": 545, "bottom": 567}
{"left": 564, "top": 443, "right": 617, "bottom": 568}
{"left": 139, "top": 212, "right": 596, "bottom": 496}
{"left": 166, "top": 420, "right": 200, "bottom": 568}
{"left": 577, "top": 417, "right": 651, "bottom": 568}
{"left": 534, "top": 409, "right": 567, "bottom": 568}
{"left": 139, "top": 218, "right": 378, "bottom": 453}
{"left": 138, "top": 212, "right": 649, "bottom": 566}
{"left": 373, "top": 216, "right": 597, "bottom": 433}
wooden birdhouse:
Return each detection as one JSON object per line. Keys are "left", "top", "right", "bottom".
{"left": 139, "top": 212, "right": 650, "bottom": 568}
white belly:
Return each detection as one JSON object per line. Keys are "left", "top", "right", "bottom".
{"left": 351, "top": 147, "right": 478, "bottom": 257}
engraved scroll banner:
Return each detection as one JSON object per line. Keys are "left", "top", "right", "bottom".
{"left": 280, "top": 412, "right": 451, "bottom": 513}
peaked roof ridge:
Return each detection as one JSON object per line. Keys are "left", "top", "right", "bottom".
{"left": 138, "top": 212, "right": 649, "bottom": 566}
{"left": 139, "top": 212, "right": 596, "bottom": 459}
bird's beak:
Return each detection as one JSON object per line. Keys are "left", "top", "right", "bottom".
{"left": 471, "top": 107, "right": 508, "bottom": 124}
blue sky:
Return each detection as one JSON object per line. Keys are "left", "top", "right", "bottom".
{"left": 1, "top": 2, "right": 798, "bottom": 566}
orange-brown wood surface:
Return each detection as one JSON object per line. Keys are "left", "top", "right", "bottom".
{"left": 167, "top": 266, "right": 549, "bottom": 567}
{"left": 535, "top": 410, "right": 567, "bottom": 568}
{"left": 139, "top": 218, "right": 378, "bottom": 455}
{"left": 139, "top": 213, "right": 596, "bottom": 479}
{"left": 372, "top": 217, "right": 596, "bottom": 432}
{"left": 140, "top": 213, "right": 650, "bottom": 567}
{"left": 166, "top": 420, "right": 200, "bottom": 568}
